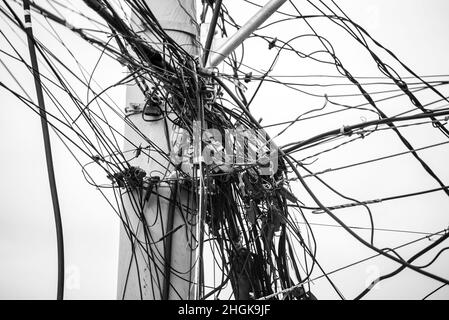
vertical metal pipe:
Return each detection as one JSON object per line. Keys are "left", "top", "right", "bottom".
{"left": 201, "top": 0, "right": 223, "bottom": 67}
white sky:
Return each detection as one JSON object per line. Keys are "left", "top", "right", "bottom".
{"left": 0, "top": 0, "right": 448, "bottom": 300}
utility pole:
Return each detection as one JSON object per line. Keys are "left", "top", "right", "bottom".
{"left": 117, "top": 0, "right": 199, "bottom": 300}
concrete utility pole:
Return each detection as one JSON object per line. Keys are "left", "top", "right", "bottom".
{"left": 117, "top": 0, "right": 199, "bottom": 300}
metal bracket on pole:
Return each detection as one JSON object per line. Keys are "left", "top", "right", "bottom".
{"left": 207, "top": 0, "right": 288, "bottom": 68}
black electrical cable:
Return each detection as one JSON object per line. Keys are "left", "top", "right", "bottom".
{"left": 422, "top": 284, "right": 447, "bottom": 300}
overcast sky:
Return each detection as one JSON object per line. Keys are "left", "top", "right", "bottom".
{"left": 0, "top": 0, "right": 448, "bottom": 300}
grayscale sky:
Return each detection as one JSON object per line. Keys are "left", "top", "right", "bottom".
{"left": 0, "top": 0, "right": 448, "bottom": 299}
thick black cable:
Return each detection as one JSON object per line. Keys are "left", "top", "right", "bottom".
{"left": 23, "top": 0, "right": 64, "bottom": 300}
{"left": 202, "top": 0, "right": 222, "bottom": 66}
